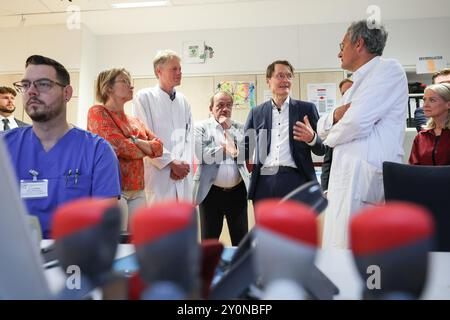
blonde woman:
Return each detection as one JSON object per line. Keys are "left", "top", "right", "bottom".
{"left": 409, "top": 83, "right": 450, "bottom": 165}
{"left": 87, "top": 69, "right": 163, "bottom": 228}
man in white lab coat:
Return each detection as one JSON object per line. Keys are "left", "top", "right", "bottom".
{"left": 318, "top": 20, "right": 409, "bottom": 248}
{"left": 133, "top": 50, "right": 193, "bottom": 203}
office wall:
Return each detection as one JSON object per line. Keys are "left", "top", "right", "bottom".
{"left": 383, "top": 17, "right": 450, "bottom": 66}
{"left": 96, "top": 17, "right": 450, "bottom": 76}
{"left": 0, "top": 25, "right": 82, "bottom": 72}
{"left": 298, "top": 17, "right": 450, "bottom": 69}
{"left": 77, "top": 26, "right": 97, "bottom": 128}
{"left": 1, "top": 16, "right": 449, "bottom": 128}
{"left": 96, "top": 25, "right": 300, "bottom": 77}
{"left": 2, "top": 16, "right": 449, "bottom": 76}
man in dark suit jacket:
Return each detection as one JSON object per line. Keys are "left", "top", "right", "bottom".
{"left": 244, "top": 60, "right": 326, "bottom": 203}
{"left": 0, "top": 86, "right": 28, "bottom": 131}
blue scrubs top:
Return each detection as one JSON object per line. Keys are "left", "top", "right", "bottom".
{"left": 3, "top": 126, "right": 121, "bottom": 238}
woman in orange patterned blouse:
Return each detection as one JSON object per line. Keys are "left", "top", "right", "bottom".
{"left": 87, "top": 68, "right": 163, "bottom": 229}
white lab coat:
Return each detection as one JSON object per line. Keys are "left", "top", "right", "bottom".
{"left": 318, "top": 57, "right": 408, "bottom": 248}
{"left": 133, "top": 85, "right": 193, "bottom": 203}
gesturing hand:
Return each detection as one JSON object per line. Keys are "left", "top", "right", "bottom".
{"left": 293, "top": 115, "right": 315, "bottom": 143}
{"left": 218, "top": 115, "right": 232, "bottom": 130}
{"left": 221, "top": 131, "right": 238, "bottom": 158}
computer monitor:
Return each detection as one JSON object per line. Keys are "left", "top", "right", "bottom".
{"left": 0, "top": 137, "right": 51, "bottom": 299}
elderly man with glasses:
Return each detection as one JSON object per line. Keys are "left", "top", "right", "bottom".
{"left": 244, "top": 60, "right": 326, "bottom": 203}
{"left": 318, "top": 20, "right": 409, "bottom": 249}
{"left": 2, "top": 55, "right": 121, "bottom": 239}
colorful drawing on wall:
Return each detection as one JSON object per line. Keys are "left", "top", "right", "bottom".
{"left": 216, "top": 81, "right": 256, "bottom": 108}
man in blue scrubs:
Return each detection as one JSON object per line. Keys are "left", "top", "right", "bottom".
{"left": 2, "top": 55, "right": 121, "bottom": 238}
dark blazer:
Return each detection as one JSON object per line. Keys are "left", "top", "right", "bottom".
{"left": 16, "top": 118, "right": 29, "bottom": 127}
{"left": 244, "top": 98, "right": 326, "bottom": 200}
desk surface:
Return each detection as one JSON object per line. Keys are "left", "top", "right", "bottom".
{"left": 315, "top": 248, "right": 450, "bottom": 300}
{"left": 41, "top": 241, "right": 450, "bottom": 300}
{"left": 41, "top": 241, "right": 136, "bottom": 295}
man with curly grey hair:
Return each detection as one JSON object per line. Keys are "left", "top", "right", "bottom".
{"left": 318, "top": 20, "right": 409, "bottom": 249}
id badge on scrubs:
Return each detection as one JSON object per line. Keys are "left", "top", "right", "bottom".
{"left": 20, "top": 179, "right": 49, "bottom": 199}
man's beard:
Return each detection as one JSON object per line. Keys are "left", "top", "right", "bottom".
{"left": 28, "top": 108, "right": 62, "bottom": 122}
{"left": 26, "top": 99, "right": 64, "bottom": 123}
{"left": 0, "top": 106, "right": 15, "bottom": 114}
{"left": 29, "top": 112, "right": 50, "bottom": 122}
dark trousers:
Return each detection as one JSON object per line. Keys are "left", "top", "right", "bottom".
{"left": 199, "top": 181, "right": 248, "bottom": 246}
{"left": 253, "top": 166, "right": 307, "bottom": 203}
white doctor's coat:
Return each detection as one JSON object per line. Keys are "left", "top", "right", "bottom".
{"left": 133, "top": 85, "right": 194, "bottom": 203}
{"left": 318, "top": 57, "right": 408, "bottom": 248}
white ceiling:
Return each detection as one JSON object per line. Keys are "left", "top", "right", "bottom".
{"left": 1, "top": 0, "right": 450, "bottom": 35}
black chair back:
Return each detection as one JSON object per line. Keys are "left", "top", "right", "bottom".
{"left": 383, "top": 161, "right": 450, "bottom": 251}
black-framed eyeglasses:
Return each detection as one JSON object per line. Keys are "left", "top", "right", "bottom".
{"left": 13, "top": 79, "right": 67, "bottom": 93}
{"left": 339, "top": 42, "right": 345, "bottom": 51}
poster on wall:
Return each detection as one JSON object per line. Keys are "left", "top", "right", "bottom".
{"left": 416, "top": 55, "right": 447, "bottom": 74}
{"left": 216, "top": 81, "right": 256, "bottom": 108}
{"left": 307, "top": 83, "right": 337, "bottom": 115}
{"left": 182, "top": 41, "right": 206, "bottom": 64}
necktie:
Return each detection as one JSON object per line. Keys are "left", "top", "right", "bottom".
{"left": 2, "top": 118, "right": 10, "bottom": 131}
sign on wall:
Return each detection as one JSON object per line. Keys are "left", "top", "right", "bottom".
{"left": 306, "top": 83, "right": 337, "bottom": 115}
{"left": 416, "top": 56, "right": 447, "bottom": 74}
{"left": 182, "top": 41, "right": 206, "bottom": 64}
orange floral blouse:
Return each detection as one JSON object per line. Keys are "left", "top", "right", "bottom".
{"left": 87, "top": 105, "right": 162, "bottom": 191}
